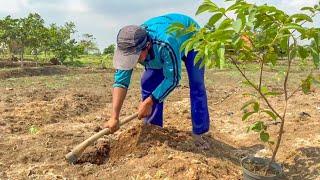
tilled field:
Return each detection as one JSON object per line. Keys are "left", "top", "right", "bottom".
{"left": 0, "top": 66, "right": 319, "bottom": 179}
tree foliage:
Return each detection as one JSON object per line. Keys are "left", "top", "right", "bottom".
{"left": 78, "top": 33, "right": 100, "bottom": 55}
{"left": 103, "top": 44, "right": 115, "bottom": 55}
{"left": 0, "top": 13, "right": 92, "bottom": 63}
{"left": 168, "top": 0, "right": 320, "bottom": 168}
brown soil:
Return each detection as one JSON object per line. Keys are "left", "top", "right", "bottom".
{"left": 77, "top": 141, "right": 110, "bottom": 165}
{"left": 0, "top": 66, "right": 319, "bottom": 179}
{"left": 0, "top": 60, "right": 52, "bottom": 68}
{"left": 0, "top": 65, "right": 113, "bottom": 79}
{"left": 242, "top": 157, "right": 281, "bottom": 177}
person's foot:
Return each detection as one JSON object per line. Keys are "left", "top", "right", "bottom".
{"left": 192, "top": 133, "right": 210, "bottom": 150}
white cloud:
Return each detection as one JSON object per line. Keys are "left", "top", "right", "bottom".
{"left": 0, "top": 0, "right": 29, "bottom": 14}
{"left": 61, "top": 0, "right": 90, "bottom": 13}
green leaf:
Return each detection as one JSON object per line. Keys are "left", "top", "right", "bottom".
{"left": 218, "top": 8, "right": 226, "bottom": 14}
{"left": 262, "top": 110, "right": 277, "bottom": 120}
{"left": 204, "top": 54, "right": 213, "bottom": 68}
{"left": 232, "top": 34, "right": 241, "bottom": 46}
{"left": 166, "top": 23, "right": 186, "bottom": 34}
{"left": 232, "top": 19, "right": 242, "bottom": 33}
{"left": 196, "top": 0, "right": 218, "bottom": 15}
{"left": 298, "top": 46, "right": 309, "bottom": 59}
{"left": 180, "top": 38, "right": 192, "bottom": 53}
{"left": 171, "top": 22, "right": 185, "bottom": 29}
{"left": 194, "top": 51, "right": 204, "bottom": 65}
{"left": 246, "top": 21, "right": 254, "bottom": 28}
{"left": 242, "top": 92, "right": 258, "bottom": 97}
{"left": 199, "top": 57, "right": 206, "bottom": 68}
{"left": 281, "top": 23, "right": 304, "bottom": 33}
{"left": 207, "top": 13, "right": 223, "bottom": 27}
{"left": 301, "top": 75, "right": 313, "bottom": 94}
{"left": 279, "top": 34, "right": 290, "bottom": 51}
{"left": 260, "top": 86, "right": 269, "bottom": 95}
{"left": 265, "top": 52, "right": 278, "bottom": 66}
{"left": 253, "top": 102, "right": 260, "bottom": 112}
{"left": 241, "top": 100, "right": 258, "bottom": 111}
{"left": 301, "top": 7, "right": 315, "bottom": 13}
{"left": 29, "top": 125, "right": 39, "bottom": 134}
{"left": 204, "top": 44, "right": 209, "bottom": 57}
{"left": 242, "top": 111, "right": 256, "bottom": 121}
{"left": 290, "top": 13, "right": 313, "bottom": 23}
{"left": 219, "top": 19, "right": 233, "bottom": 30}
{"left": 260, "top": 131, "right": 270, "bottom": 142}
{"left": 211, "top": 29, "right": 234, "bottom": 40}
{"left": 217, "top": 43, "right": 225, "bottom": 69}
{"left": 236, "top": 13, "right": 245, "bottom": 26}
{"left": 264, "top": 91, "right": 281, "bottom": 96}
{"left": 196, "top": 5, "right": 212, "bottom": 15}
{"left": 248, "top": 9, "right": 256, "bottom": 23}
{"left": 184, "top": 39, "right": 196, "bottom": 56}
{"left": 310, "top": 48, "right": 320, "bottom": 68}
{"left": 227, "top": 1, "right": 244, "bottom": 11}
{"left": 251, "top": 121, "right": 265, "bottom": 132}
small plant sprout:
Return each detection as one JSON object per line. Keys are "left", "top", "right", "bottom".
{"left": 29, "top": 125, "right": 39, "bottom": 135}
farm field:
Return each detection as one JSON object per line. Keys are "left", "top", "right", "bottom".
{"left": 1, "top": 0, "right": 320, "bottom": 179}
{"left": 0, "top": 62, "right": 319, "bottom": 179}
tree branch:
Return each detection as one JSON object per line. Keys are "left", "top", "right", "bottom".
{"left": 259, "top": 57, "right": 264, "bottom": 91}
{"left": 267, "top": 36, "right": 294, "bottom": 171}
{"left": 287, "top": 85, "right": 301, "bottom": 100}
{"left": 229, "top": 57, "right": 283, "bottom": 121}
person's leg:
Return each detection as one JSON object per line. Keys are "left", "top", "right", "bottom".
{"left": 183, "top": 50, "right": 210, "bottom": 135}
{"left": 141, "top": 69, "right": 164, "bottom": 127}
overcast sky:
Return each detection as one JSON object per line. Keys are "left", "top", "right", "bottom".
{"left": 0, "top": 0, "right": 319, "bottom": 50}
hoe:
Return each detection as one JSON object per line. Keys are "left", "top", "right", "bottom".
{"left": 65, "top": 113, "right": 138, "bottom": 164}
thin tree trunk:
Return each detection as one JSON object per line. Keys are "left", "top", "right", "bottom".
{"left": 20, "top": 49, "right": 24, "bottom": 67}
{"left": 35, "top": 53, "right": 38, "bottom": 67}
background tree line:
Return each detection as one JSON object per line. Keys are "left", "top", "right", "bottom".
{"left": 0, "top": 13, "right": 115, "bottom": 65}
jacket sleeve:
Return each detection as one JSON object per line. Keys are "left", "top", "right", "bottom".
{"left": 113, "top": 69, "right": 133, "bottom": 89}
{"left": 151, "top": 43, "right": 181, "bottom": 103}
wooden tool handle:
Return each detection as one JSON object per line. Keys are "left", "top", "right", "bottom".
{"left": 65, "top": 113, "right": 138, "bottom": 164}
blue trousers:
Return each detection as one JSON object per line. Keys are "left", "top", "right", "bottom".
{"left": 141, "top": 50, "right": 210, "bottom": 135}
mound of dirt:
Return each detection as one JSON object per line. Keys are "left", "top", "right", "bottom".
{"left": 73, "top": 123, "right": 243, "bottom": 179}
{"left": 76, "top": 123, "right": 184, "bottom": 165}
{"left": 108, "top": 123, "right": 188, "bottom": 163}
{"left": 77, "top": 141, "right": 110, "bottom": 165}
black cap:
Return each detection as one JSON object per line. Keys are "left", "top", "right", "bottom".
{"left": 113, "top": 25, "right": 148, "bottom": 70}
{"left": 117, "top": 25, "right": 148, "bottom": 55}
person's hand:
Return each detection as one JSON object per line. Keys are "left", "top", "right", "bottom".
{"left": 138, "top": 97, "right": 154, "bottom": 119}
{"left": 103, "top": 118, "right": 120, "bottom": 133}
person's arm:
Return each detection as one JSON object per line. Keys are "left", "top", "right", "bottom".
{"left": 104, "top": 69, "right": 132, "bottom": 132}
{"left": 111, "top": 87, "right": 127, "bottom": 120}
{"left": 151, "top": 45, "right": 181, "bottom": 103}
